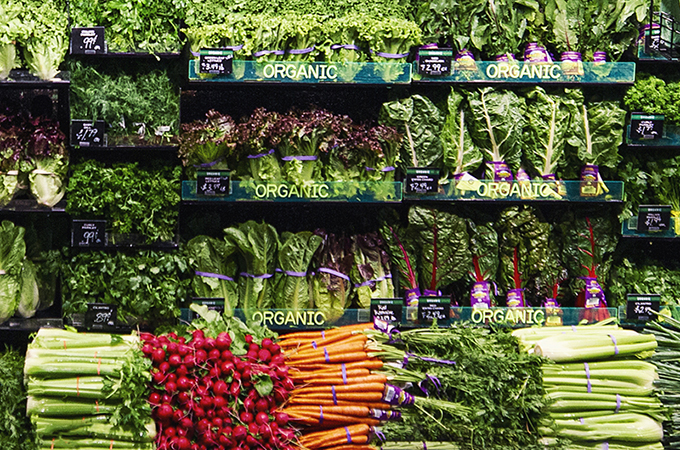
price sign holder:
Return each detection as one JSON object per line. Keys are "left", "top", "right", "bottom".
{"left": 626, "top": 294, "right": 660, "bottom": 322}
{"left": 190, "top": 298, "right": 225, "bottom": 321}
{"left": 71, "top": 120, "right": 106, "bottom": 147}
{"left": 84, "top": 303, "right": 117, "bottom": 331}
{"left": 417, "top": 297, "right": 449, "bottom": 324}
{"left": 404, "top": 168, "right": 440, "bottom": 194}
{"left": 70, "top": 27, "right": 106, "bottom": 55}
{"left": 370, "top": 299, "right": 403, "bottom": 324}
{"left": 71, "top": 220, "right": 107, "bottom": 248}
{"left": 630, "top": 113, "right": 664, "bottom": 140}
{"left": 199, "top": 49, "right": 234, "bottom": 75}
{"left": 637, "top": 205, "right": 671, "bottom": 233}
{"left": 417, "top": 49, "right": 453, "bottom": 76}
{"left": 197, "top": 171, "right": 231, "bottom": 196}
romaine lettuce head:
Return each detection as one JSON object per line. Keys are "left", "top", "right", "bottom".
{"left": 16, "top": 259, "right": 39, "bottom": 318}
{"left": 29, "top": 155, "right": 68, "bottom": 207}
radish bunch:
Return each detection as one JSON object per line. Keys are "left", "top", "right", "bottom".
{"left": 141, "top": 329, "right": 295, "bottom": 450}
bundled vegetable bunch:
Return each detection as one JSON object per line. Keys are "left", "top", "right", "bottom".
{"left": 25, "top": 328, "right": 155, "bottom": 448}
{"left": 624, "top": 74, "right": 680, "bottom": 124}
{"left": 69, "top": 0, "right": 185, "bottom": 53}
{"left": 191, "top": 221, "right": 393, "bottom": 318}
{"left": 180, "top": 107, "right": 402, "bottom": 185}
{"left": 60, "top": 249, "right": 190, "bottom": 328}
{"left": 609, "top": 258, "right": 680, "bottom": 308}
{"left": 0, "top": 107, "right": 68, "bottom": 207}
{"left": 514, "top": 322, "right": 663, "bottom": 449}
{"left": 65, "top": 160, "right": 181, "bottom": 244}
{"left": 0, "top": 0, "right": 68, "bottom": 80}
{"left": 142, "top": 306, "right": 296, "bottom": 450}
{"left": 1, "top": 347, "right": 36, "bottom": 449}
{"left": 69, "top": 61, "right": 180, "bottom": 146}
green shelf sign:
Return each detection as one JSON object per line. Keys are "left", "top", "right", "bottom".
{"left": 182, "top": 180, "right": 402, "bottom": 203}
{"left": 188, "top": 60, "right": 412, "bottom": 84}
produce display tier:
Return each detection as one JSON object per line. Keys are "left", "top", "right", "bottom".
{"left": 413, "top": 61, "right": 636, "bottom": 84}
{"left": 188, "top": 60, "right": 413, "bottom": 84}
{"left": 0, "top": 199, "right": 66, "bottom": 213}
{"left": 622, "top": 216, "right": 679, "bottom": 238}
{"left": 181, "top": 180, "right": 404, "bottom": 203}
{"left": 179, "top": 307, "right": 619, "bottom": 330}
{"left": 0, "top": 70, "right": 70, "bottom": 87}
{"left": 404, "top": 180, "right": 624, "bottom": 202}
{"left": 0, "top": 317, "right": 63, "bottom": 331}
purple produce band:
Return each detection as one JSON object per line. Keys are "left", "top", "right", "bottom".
{"left": 282, "top": 155, "right": 318, "bottom": 161}
{"left": 311, "top": 341, "right": 317, "bottom": 349}
{"left": 288, "top": 46, "right": 315, "bottom": 55}
{"left": 615, "top": 394, "right": 621, "bottom": 413}
{"left": 275, "top": 268, "right": 307, "bottom": 277}
{"left": 254, "top": 49, "right": 285, "bottom": 57}
{"left": 321, "top": 330, "right": 325, "bottom": 339}
{"left": 355, "top": 274, "right": 392, "bottom": 288}
{"left": 370, "top": 49, "right": 409, "bottom": 59}
{"left": 423, "top": 442, "right": 427, "bottom": 450}
{"left": 193, "top": 158, "right": 223, "bottom": 168}
{"left": 331, "top": 385, "right": 337, "bottom": 405}
{"left": 324, "top": 347, "right": 330, "bottom": 363}
{"left": 584, "top": 362, "right": 591, "bottom": 393}
{"left": 580, "top": 418, "right": 585, "bottom": 424}
{"left": 331, "top": 44, "right": 361, "bottom": 51}
{"left": 374, "top": 429, "right": 386, "bottom": 442}
{"left": 196, "top": 271, "right": 234, "bottom": 282}
{"left": 603, "top": 443, "right": 609, "bottom": 450}
{"left": 345, "top": 427, "right": 352, "bottom": 444}
{"left": 608, "top": 334, "right": 619, "bottom": 355}
{"left": 247, "top": 149, "right": 275, "bottom": 159}
{"left": 404, "top": 352, "right": 456, "bottom": 366}
{"left": 319, "top": 405, "right": 324, "bottom": 424}
{"left": 240, "top": 272, "right": 274, "bottom": 279}
{"left": 572, "top": 325, "right": 578, "bottom": 332}
{"left": 342, "top": 364, "right": 347, "bottom": 384}
{"left": 318, "top": 267, "right": 351, "bottom": 281}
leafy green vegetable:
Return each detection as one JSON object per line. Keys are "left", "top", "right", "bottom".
{"left": 360, "top": 16, "right": 422, "bottom": 82}
{"left": 0, "top": 1, "right": 24, "bottom": 79}
{"left": 441, "top": 88, "right": 483, "bottom": 177}
{"left": 415, "top": 0, "right": 477, "bottom": 51}
{"left": 379, "top": 94, "right": 445, "bottom": 170}
{"left": 179, "top": 110, "right": 237, "bottom": 179}
{"left": 224, "top": 221, "right": 278, "bottom": 313}
{"left": 350, "top": 232, "right": 394, "bottom": 308}
{"left": 311, "top": 230, "right": 353, "bottom": 321}
{"left": 475, "top": 0, "right": 540, "bottom": 58}
{"left": 0, "top": 220, "right": 25, "bottom": 323}
{"left": 236, "top": 108, "right": 282, "bottom": 182}
{"left": 19, "top": 0, "right": 68, "bottom": 80}
{"left": 321, "top": 14, "right": 369, "bottom": 82}
{"left": 467, "top": 220, "right": 499, "bottom": 285}
{"left": 274, "top": 231, "right": 322, "bottom": 310}
{"left": 16, "top": 258, "right": 38, "bottom": 318}
{"left": 0, "top": 348, "right": 37, "bottom": 450}
{"left": 623, "top": 74, "right": 680, "bottom": 123}
{"left": 610, "top": 258, "right": 680, "bottom": 307}
{"left": 186, "top": 235, "right": 239, "bottom": 317}
{"left": 379, "top": 208, "right": 419, "bottom": 293}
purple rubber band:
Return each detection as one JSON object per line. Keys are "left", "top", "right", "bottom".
{"left": 324, "top": 347, "right": 330, "bottom": 363}
{"left": 281, "top": 155, "right": 318, "bottom": 161}
{"left": 584, "top": 362, "right": 591, "bottom": 393}
{"left": 331, "top": 44, "right": 361, "bottom": 51}
{"left": 571, "top": 326, "right": 577, "bottom": 332}
{"left": 193, "top": 158, "right": 224, "bottom": 168}
{"left": 365, "top": 167, "right": 375, "bottom": 172}
{"left": 371, "top": 49, "right": 410, "bottom": 59}
{"left": 288, "top": 46, "right": 315, "bottom": 55}
{"left": 423, "top": 443, "right": 427, "bottom": 450}
{"left": 247, "top": 149, "right": 275, "bottom": 159}
{"left": 321, "top": 330, "right": 325, "bottom": 339}
{"left": 253, "top": 49, "right": 285, "bottom": 57}
{"left": 240, "top": 272, "right": 274, "bottom": 279}
{"left": 276, "top": 268, "right": 307, "bottom": 277}
{"left": 406, "top": 352, "right": 456, "bottom": 365}
{"left": 331, "top": 385, "right": 337, "bottom": 405}
{"left": 603, "top": 444, "right": 609, "bottom": 450}
{"left": 354, "top": 274, "right": 392, "bottom": 288}
{"left": 318, "top": 267, "right": 351, "bottom": 281}
{"left": 195, "top": 271, "right": 234, "bottom": 282}
{"left": 319, "top": 405, "right": 324, "bottom": 424}
{"left": 374, "top": 429, "right": 386, "bottom": 442}
{"left": 345, "top": 427, "right": 352, "bottom": 444}
{"left": 311, "top": 341, "right": 317, "bottom": 349}
{"left": 608, "top": 334, "right": 619, "bottom": 355}
{"left": 615, "top": 394, "right": 621, "bottom": 413}
{"left": 382, "top": 166, "right": 395, "bottom": 172}
{"left": 579, "top": 418, "right": 585, "bottom": 425}
{"left": 341, "top": 364, "right": 347, "bottom": 385}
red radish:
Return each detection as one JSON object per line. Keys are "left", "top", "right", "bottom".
{"left": 269, "top": 343, "right": 281, "bottom": 355}
{"left": 216, "top": 333, "right": 232, "bottom": 350}
{"left": 246, "top": 350, "right": 258, "bottom": 361}
{"left": 207, "top": 409, "right": 216, "bottom": 419}
{"left": 167, "top": 341, "right": 179, "bottom": 354}
{"left": 199, "top": 396, "right": 213, "bottom": 410}
{"left": 219, "top": 434, "right": 232, "bottom": 446}
{"left": 243, "top": 397, "right": 254, "bottom": 412}
{"left": 140, "top": 332, "right": 154, "bottom": 341}
{"left": 209, "top": 366, "right": 221, "bottom": 379}
{"left": 230, "top": 381, "right": 240, "bottom": 396}
{"left": 178, "top": 344, "right": 191, "bottom": 356}
{"left": 148, "top": 392, "right": 161, "bottom": 405}
{"left": 168, "top": 354, "right": 182, "bottom": 367}
{"left": 261, "top": 338, "right": 273, "bottom": 349}
{"left": 177, "top": 391, "right": 190, "bottom": 404}
{"left": 196, "top": 418, "right": 211, "bottom": 432}
{"left": 193, "top": 406, "right": 206, "bottom": 418}
{"left": 258, "top": 349, "right": 271, "bottom": 363}
{"left": 246, "top": 435, "right": 259, "bottom": 448}
{"left": 244, "top": 334, "right": 253, "bottom": 344}
{"left": 161, "top": 394, "right": 172, "bottom": 404}
{"left": 249, "top": 343, "right": 260, "bottom": 353}
{"left": 193, "top": 329, "right": 205, "bottom": 340}
{"left": 270, "top": 422, "right": 278, "bottom": 434}
{"left": 235, "top": 359, "right": 247, "bottom": 371}
{"left": 179, "top": 416, "right": 193, "bottom": 430}
{"left": 259, "top": 424, "right": 272, "bottom": 439}
{"left": 270, "top": 355, "right": 285, "bottom": 367}
{"left": 248, "top": 422, "right": 259, "bottom": 435}
{"left": 193, "top": 338, "right": 205, "bottom": 350}
{"left": 195, "top": 349, "right": 208, "bottom": 364}
{"left": 152, "top": 371, "right": 165, "bottom": 385}
{"left": 216, "top": 407, "right": 230, "bottom": 418}
{"left": 164, "top": 381, "right": 177, "bottom": 394}
{"left": 240, "top": 411, "right": 254, "bottom": 424}
{"left": 209, "top": 349, "right": 221, "bottom": 360}
{"left": 275, "top": 412, "right": 289, "bottom": 426}
{"left": 255, "top": 412, "right": 269, "bottom": 425}
{"left": 172, "top": 408, "right": 184, "bottom": 423}
{"left": 142, "top": 343, "right": 154, "bottom": 355}
{"left": 159, "top": 361, "right": 171, "bottom": 374}
{"left": 212, "top": 380, "right": 228, "bottom": 396}
{"left": 164, "top": 427, "right": 176, "bottom": 437}
{"left": 204, "top": 338, "right": 216, "bottom": 350}
{"left": 176, "top": 365, "right": 188, "bottom": 377}
{"left": 166, "top": 373, "right": 177, "bottom": 384}
{"left": 158, "top": 335, "right": 169, "bottom": 345}
{"left": 255, "top": 398, "right": 269, "bottom": 412}
{"left": 220, "top": 361, "right": 234, "bottom": 374}
{"left": 177, "top": 376, "right": 191, "bottom": 391}
{"left": 156, "top": 403, "right": 173, "bottom": 421}
{"left": 176, "top": 437, "right": 191, "bottom": 450}
{"left": 183, "top": 354, "right": 195, "bottom": 368}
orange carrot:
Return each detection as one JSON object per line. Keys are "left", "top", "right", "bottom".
{"left": 291, "top": 359, "right": 383, "bottom": 372}
{"left": 288, "top": 412, "right": 381, "bottom": 427}
{"left": 289, "top": 351, "right": 370, "bottom": 366}
{"left": 279, "top": 323, "right": 373, "bottom": 342}
{"left": 300, "top": 374, "right": 388, "bottom": 386}
{"left": 299, "top": 423, "right": 371, "bottom": 446}
{"left": 291, "top": 391, "right": 385, "bottom": 402}
{"left": 281, "top": 331, "right": 360, "bottom": 351}
{"left": 291, "top": 368, "right": 370, "bottom": 380}
{"left": 313, "top": 445, "right": 377, "bottom": 450}
{"left": 287, "top": 335, "right": 368, "bottom": 359}
{"left": 292, "top": 382, "right": 385, "bottom": 396}
{"left": 283, "top": 405, "right": 370, "bottom": 416}
{"left": 286, "top": 398, "right": 391, "bottom": 409}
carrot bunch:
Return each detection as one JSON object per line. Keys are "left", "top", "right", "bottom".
{"left": 279, "top": 323, "right": 399, "bottom": 450}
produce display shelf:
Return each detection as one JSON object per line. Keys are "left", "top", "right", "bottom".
{"left": 180, "top": 306, "right": 618, "bottom": 330}
{"left": 626, "top": 124, "right": 680, "bottom": 147}
{"left": 412, "top": 61, "right": 636, "bottom": 85}
{"left": 403, "top": 180, "right": 624, "bottom": 202}
{"left": 72, "top": 145, "right": 179, "bottom": 152}
{"left": 70, "top": 51, "right": 181, "bottom": 59}
{"left": 187, "top": 60, "right": 412, "bottom": 85}
{"left": 0, "top": 199, "right": 66, "bottom": 213}
{"left": 0, "top": 70, "right": 69, "bottom": 87}
{"left": 622, "top": 216, "right": 678, "bottom": 238}
{"left": 0, "top": 317, "right": 63, "bottom": 331}
{"left": 181, "top": 180, "right": 403, "bottom": 203}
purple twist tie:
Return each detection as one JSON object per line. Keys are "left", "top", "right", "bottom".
{"left": 584, "top": 362, "right": 591, "bottom": 393}
{"left": 331, "top": 385, "right": 337, "bottom": 405}
{"left": 319, "top": 405, "right": 324, "bottom": 424}
{"left": 608, "top": 334, "right": 619, "bottom": 355}
{"left": 193, "top": 157, "right": 224, "bottom": 168}
{"left": 365, "top": 167, "right": 375, "bottom": 172}
{"left": 345, "top": 427, "right": 352, "bottom": 444}
{"left": 341, "top": 364, "right": 347, "bottom": 385}
{"left": 240, "top": 272, "right": 274, "bottom": 279}
{"left": 615, "top": 394, "right": 621, "bottom": 413}
{"left": 324, "top": 347, "right": 330, "bottom": 363}
{"left": 247, "top": 149, "right": 275, "bottom": 159}
{"left": 254, "top": 49, "right": 285, "bottom": 57}
{"left": 371, "top": 49, "right": 410, "bottom": 59}
{"left": 355, "top": 274, "right": 392, "bottom": 288}
{"left": 603, "top": 444, "right": 609, "bottom": 450}
{"left": 311, "top": 341, "right": 317, "bottom": 349}
{"left": 288, "top": 46, "right": 315, "bottom": 55}
{"left": 195, "top": 271, "right": 235, "bottom": 282}
{"left": 374, "top": 429, "right": 386, "bottom": 443}
{"left": 579, "top": 418, "right": 585, "bottom": 425}
{"left": 382, "top": 166, "right": 395, "bottom": 172}
{"left": 331, "top": 44, "right": 361, "bottom": 51}
{"left": 282, "top": 155, "right": 318, "bottom": 161}
{"left": 318, "top": 267, "right": 351, "bottom": 281}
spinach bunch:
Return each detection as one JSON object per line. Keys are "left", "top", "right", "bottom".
{"left": 66, "top": 160, "right": 181, "bottom": 244}
{"left": 61, "top": 249, "right": 191, "bottom": 328}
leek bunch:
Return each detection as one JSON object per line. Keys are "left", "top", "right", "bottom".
{"left": 514, "top": 322, "right": 665, "bottom": 447}
{"left": 25, "top": 328, "right": 154, "bottom": 448}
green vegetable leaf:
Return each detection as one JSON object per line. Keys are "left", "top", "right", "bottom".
{"left": 442, "top": 88, "right": 483, "bottom": 177}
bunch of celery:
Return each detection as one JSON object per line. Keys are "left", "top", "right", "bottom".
{"left": 25, "top": 328, "right": 155, "bottom": 448}
{"left": 514, "top": 323, "right": 665, "bottom": 448}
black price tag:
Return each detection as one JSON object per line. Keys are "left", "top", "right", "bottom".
{"left": 370, "top": 299, "right": 402, "bottom": 324}
{"left": 71, "top": 220, "right": 107, "bottom": 247}
{"left": 637, "top": 205, "right": 671, "bottom": 233}
{"left": 70, "top": 27, "right": 106, "bottom": 54}
{"left": 405, "top": 168, "right": 440, "bottom": 194}
{"left": 84, "top": 303, "right": 117, "bottom": 331}
{"left": 199, "top": 49, "right": 234, "bottom": 75}
{"left": 71, "top": 120, "right": 106, "bottom": 147}
{"left": 190, "top": 299, "right": 225, "bottom": 321}
{"left": 630, "top": 113, "right": 663, "bottom": 140}
{"left": 626, "top": 294, "right": 660, "bottom": 322}
{"left": 417, "top": 49, "right": 453, "bottom": 76}
{"left": 197, "top": 171, "right": 231, "bottom": 196}
{"left": 418, "top": 297, "right": 449, "bottom": 323}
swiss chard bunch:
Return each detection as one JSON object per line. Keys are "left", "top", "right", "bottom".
{"left": 311, "top": 230, "right": 354, "bottom": 321}
{"left": 467, "top": 220, "right": 499, "bottom": 307}
{"left": 378, "top": 208, "right": 419, "bottom": 299}
{"left": 415, "top": 0, "right": 478, "bottom": 51}
{"left": 179, "top": 110, "right": 238, "bottom": 179}
{"left": 441, "top": 88, "right": 483, "bottom": 178}
{"left": 350, "top": 232, "right": 394, "bottom": 308}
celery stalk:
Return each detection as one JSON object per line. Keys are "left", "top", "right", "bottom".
{"left": 29, "top": 328, "right": 138, "bottom": 350}
{"left": 27, "top": 396, "right": 119, "bottom": 416}
{"left": 534, "top": 330, "right": 657, "bottom": 362}
{"left": 33, "top": 415, "right": 156, "bottom": 442}
{"left": 40, "top": 437, "right": 153, "bottom": 449}
{"left": 546, "top": 391, "right": 665, "bottom": 419}
{"left": 25, "top": 361, "right": 124, "bottom": 378}
{"left": 544, "top": 413, "right": 663, "bottom": 443}
{"left": 27, "top": 376, "right": 110, "bottom": 399}
{"left": 543, "top": 377, "right": 654, "bottom": 396}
